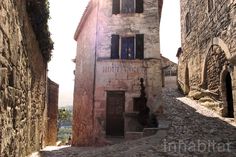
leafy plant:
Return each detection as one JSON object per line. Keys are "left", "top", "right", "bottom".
{"left": 26, "top": 0, "right": 54, "bottom": 61}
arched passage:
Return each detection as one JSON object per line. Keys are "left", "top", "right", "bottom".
{"left": 225, "top": 72, "right": 234, "bottom": 118}
{"left": 200, "top": 37, "right": 231, "bottom": 89}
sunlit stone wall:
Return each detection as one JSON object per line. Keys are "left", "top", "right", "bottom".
{"left": 178, "top": 0, "right": 236, "bottom": 119}
{"left": 0, "top": 0, "right": 48, "bottom": 156}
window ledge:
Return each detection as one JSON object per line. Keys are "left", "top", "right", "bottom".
{"left": 97, "top": 58, "right": 145, "bottom": 62}
{"left": 112, "top": 13, "right": 143, "bottom": 18}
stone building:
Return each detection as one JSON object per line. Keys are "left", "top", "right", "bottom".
{"left": 161, "top": 55, "right": 177, "bottom": 87}
{"left": 46, "top": 78, "right": 59, "bottom": 146}
{"left": 161, "top": 55, "right": 177, "bottom": 76}
{"left": 0, "top": 0, "right": 53, "bottom": 156}
{"left": 177, "top": 0, "right": 236, "bottom": 120}
{"left": 73, "top": 0, "right": 163, "bottom": 146}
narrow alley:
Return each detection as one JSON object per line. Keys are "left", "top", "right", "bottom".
{"left": 37, "top": 81, "right": 236, "bottom": 157}
{"left": 1, "top": 0, "right": 236, "bottom": 156}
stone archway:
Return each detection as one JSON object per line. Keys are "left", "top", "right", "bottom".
{"left": 199, "top": 37, "right": 236, "bottom": 119}
{"left": 200, "top": 37, "right": 231, "bottom": 89}
{"left": 206, "top": 45, "right": 227, "bottom": 96}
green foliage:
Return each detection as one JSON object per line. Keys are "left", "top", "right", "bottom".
{"left": 57, "top": 108, "right": 72, "bottom": 143}
{"left": 58, "top": 108, "right": 72, "bottom": 122}
{"left": 26, "top": 0, "right": 54, "bottom": 61}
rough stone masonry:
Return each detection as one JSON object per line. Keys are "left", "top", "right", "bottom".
{"left": 177, "top": 0, "right": 236, "bottom": 120}
{"left": 0, "top": 0, "right": 54, "bottom": 156}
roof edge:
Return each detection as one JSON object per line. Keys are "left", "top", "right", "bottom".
{"left": 74, "top": 1, "right": 93, "bottom": 40}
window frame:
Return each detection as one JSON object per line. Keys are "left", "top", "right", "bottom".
{"left": 121, "top": 0, "right": 135, "bottom": 14}
{"left": 121, "top": 36, "right": 135, "bottom": 59}
{"left": 112, "top": 0, "right": 143, "bottom": 14}
{"left": 111, "top": 34, "right": 144, "bottom": 60}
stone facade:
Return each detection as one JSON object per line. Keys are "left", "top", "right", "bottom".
{"left": 161, "top": 57, "right": 177, "bottom": 76}
{"left": 46, "top": 78, "right": 59, "bottom": 146}
{"left": 0, "top": 0, "right": 52, "bottom": 156}
{"left": 73, "top": 0, "right": 163, "bottom": 146}
{"left": 161, "top": 56, "right": 177, "bottom": 87}
{"left": 177, "top": 0, "right": 236, "bottom": 120}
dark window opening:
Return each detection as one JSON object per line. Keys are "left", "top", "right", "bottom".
{"left": 121, "top": 37, "right": 134, "bottom": 59}
{"left": 208, "top": 0, "right": 213, "bottom": 12}
{"left": 111, "top": 34, "right": 144, "bottom": 60}
{"left": 8, "top": 70, "right": 14, "bottom": 87}
{"left": 112, "top": 0, "right": 143, "bottom": 14}
{"left": 122, "top": 0, "right": 135, "bottom": 13}
{"left": 185, "top": 12, "right": 191, "bottom": 34}
{"left": 133, "top": 97, "right": 142, "bottom": 112}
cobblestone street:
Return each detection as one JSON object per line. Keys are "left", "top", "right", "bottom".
{"left": 37, "top": 86, "right": 236, "bottom": 157}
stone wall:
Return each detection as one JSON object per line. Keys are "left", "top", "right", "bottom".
{"left": 178, "top": 0, "right": 236, "bottom": 118}
{"left": 0, "top": 0, "right": 50, "bottom": 156}
{"left": 46, "top": 78, "right": 59, "bottom": 146}
{"left": 72, "top": 0, "right": 98, "bottom": 146}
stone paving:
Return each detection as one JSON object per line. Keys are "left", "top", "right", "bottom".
{"left": 37, "top": 86, "right": 236, "bottom": 157}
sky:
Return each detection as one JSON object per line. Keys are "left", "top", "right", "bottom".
{"left": 48, "top": 0, "right": 181, "bottom": 107}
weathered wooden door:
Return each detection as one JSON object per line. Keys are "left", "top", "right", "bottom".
{"left": 106, "top": 91, "right": 125, "bottom": 136}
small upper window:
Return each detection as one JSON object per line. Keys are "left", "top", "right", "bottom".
{"left": 185, "top": 12, "right": 191, "bottom": 34}
{"left": 122, "top": 0, "right": 135, "bottom": 13}
{"left": 208, "top": 0, "right": 214, "bottom": 12}
{"left": 112, "top": 0, "right": 143, "bottom": 14}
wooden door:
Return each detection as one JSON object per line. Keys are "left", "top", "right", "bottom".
{"left": 106, "top": 91, "right": 125, "bottom": 136}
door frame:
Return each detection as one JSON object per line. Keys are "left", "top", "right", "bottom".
{"left": 220, "top": 67, "right": 234, "bottom": 118}
{"left": 106, "top": 91, "right": 125, "bottom": 137}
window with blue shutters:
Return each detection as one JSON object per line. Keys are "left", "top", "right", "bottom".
{"left": 121, "top": 37, "right": 134, "bottom": 59}
{"left": 111, "top": 34, "right": 144, "bottom": 60}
